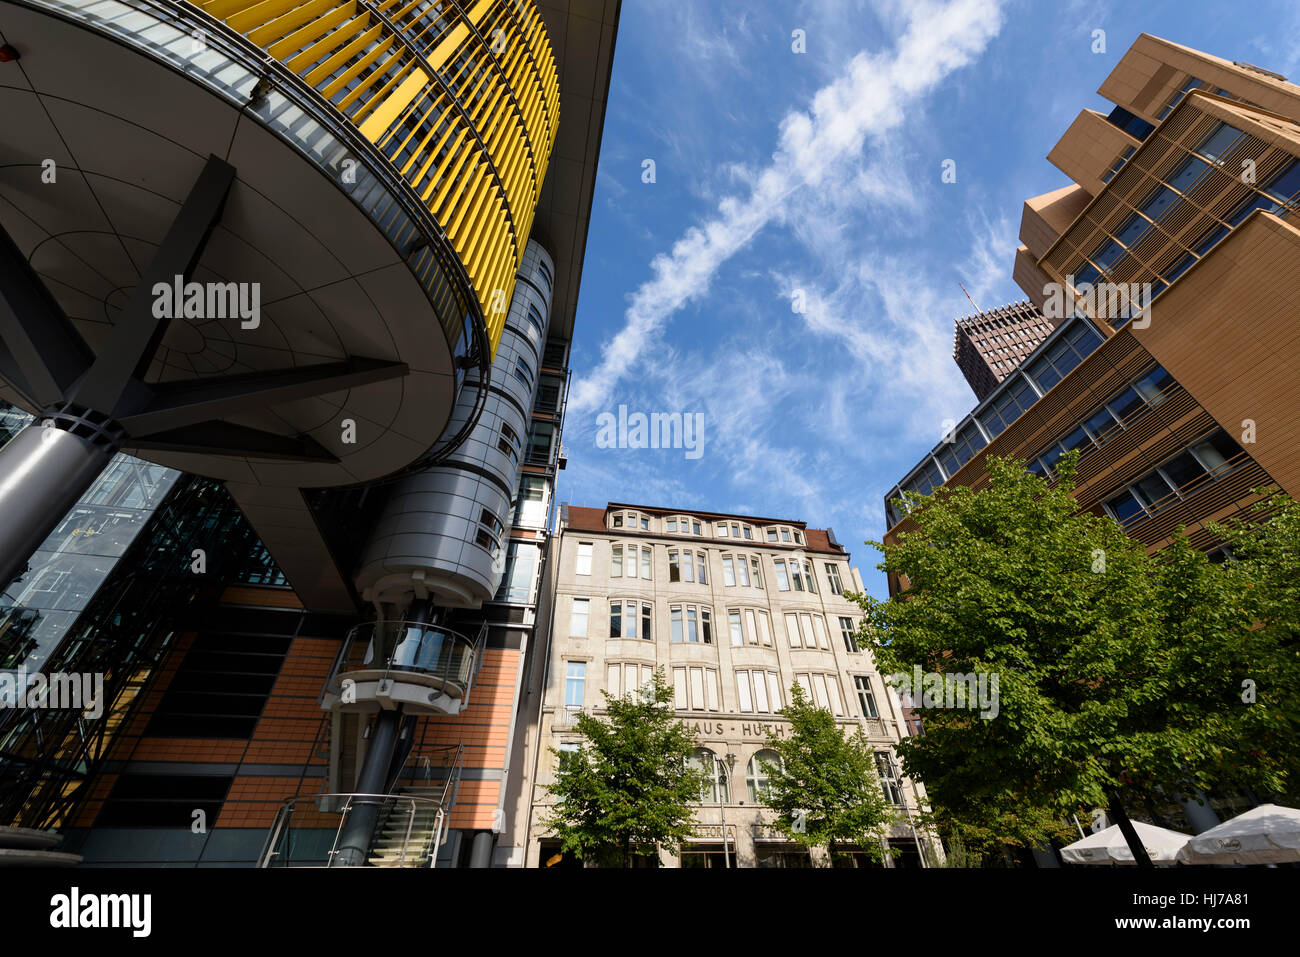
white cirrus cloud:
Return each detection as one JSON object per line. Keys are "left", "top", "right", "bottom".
{"left": 570, "top": 0, "right": 1007, "bottom": 414}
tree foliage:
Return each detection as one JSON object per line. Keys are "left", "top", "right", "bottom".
{"left": 761, "top": 683, "right": 897, "bottom": 864}
{"left": 542, "top": 670, "right": 707, "bottom": 867}
{"left": 854, "top": 453, "right": 1300, "bottom": 852}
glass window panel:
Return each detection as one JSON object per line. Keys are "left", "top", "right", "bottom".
{"left": 706, "top": 670, "right": 720, "bottom": 711}
{"left": 687, "top": 607, "right": 699, "bottom": 643}
{"left": 1167, "top": 155, "right": 1210, "bottom": 193}
{"left": 1105, "top": 489, "right": 1146, "bottom": 525}
{"left": 753, "top": 672, "right": 770, "bottom": 713}
{"left": 1195, "top": 122, "right": 1244, "bottom": 164}
{"left": 737, "top": 558, "right": 749, "bottom": 587}
{"left": 690, "top": 668, "right": 705, "bottom": 710}
{"left": 673, "top": 668, "right": 688, "bottom": 709}
{"left": 671, "top": 607, "right": 683, "bottom": 643}
{"left": 737, "top": 673, "right": 753, "bottom": 713}
{"left": 729, "top": 611, "right": 743, "bottom": 646}
{"left": 745, "top": 609, "right": 758, "bottom": 645}
{"left": 785, "top": 613, "right": 801, "bottom": 648}
{"left": 767, "top": 673, "right": 782, "bottom": 712}
{"left": 570, "top": 599, "right": 588, "bottom": 637}
{"left": 607, "top": 663, "right": 621, "bottom": 698}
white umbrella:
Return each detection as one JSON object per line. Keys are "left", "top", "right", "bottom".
{"left": 1061, "top": 821, "right": 1191, "bottom": 866}
{"left": 1177, "top": 804, "right": 1300, "bottom": 866}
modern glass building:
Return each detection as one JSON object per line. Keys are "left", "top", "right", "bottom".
{"left": 884, "top": 35, "right": 1300, "bottom": 591}
{"left": 0, "top": 0, "right": 619, "bottom": 867}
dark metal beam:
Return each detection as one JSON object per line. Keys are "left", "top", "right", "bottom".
{"left": 118, "top": 357, "right": 408, "bottom": 436}
{"left": 71, "top": 154, "right": 236, "bottom": 413}
{"left": 0, "top": 221, "right": 93, "bottom": 406}
{"left": 128, "top": 420, "right": 337, "bottom": 462}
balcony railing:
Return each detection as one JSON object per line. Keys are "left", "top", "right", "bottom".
{"left": 324, "top": 620, "right": 486, "bottom": 706}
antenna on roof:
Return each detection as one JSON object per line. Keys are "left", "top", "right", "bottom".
{"left": 959, "top": 282, "right": 981, "bottom": 314}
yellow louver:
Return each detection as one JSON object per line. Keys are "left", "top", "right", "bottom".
{"left": 192, "top": 0, "right": 559, "bottom": 356}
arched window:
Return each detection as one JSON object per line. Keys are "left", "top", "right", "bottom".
{"left": 688, "top": 748, "right": 729, "bottom": 804}
{"left": 747, "top": 749, "right": 782, "bottom": 804}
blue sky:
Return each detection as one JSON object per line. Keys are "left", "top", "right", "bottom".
{"left": 556, "top": 0, "right": 1300, "bottom": 599}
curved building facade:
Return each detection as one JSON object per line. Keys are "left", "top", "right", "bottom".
{"left": 0, "top": 0, "right": 561, "bottom": 596}
{"left": 355, "top": 239, "right": 554, "bottom": 610}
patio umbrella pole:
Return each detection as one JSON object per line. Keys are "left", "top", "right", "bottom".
{"left": 1106, "top": 787, "right": 1154, "bottom": 868}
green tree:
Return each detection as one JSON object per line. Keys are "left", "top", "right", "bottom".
{"left": 761, "top": 683, "right": 897, "bottom": 866}
{"left": 855, "top": 453, "right": 1300, "bottom": 857}
{"left": 542, "top": 670, "right": 707, "bottom": 867}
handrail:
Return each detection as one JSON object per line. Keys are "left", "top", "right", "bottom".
{"left": 258, "top": 791, "right": 450, "bottom": 868}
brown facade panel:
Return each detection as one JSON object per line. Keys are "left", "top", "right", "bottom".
{"left": 1134, "top": 212, "right": 1300, "bottom": 496}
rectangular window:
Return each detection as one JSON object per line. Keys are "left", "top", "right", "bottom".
{"left": 576, "top": 542, "right": 592, "bottom": 576}
{"left": 692, "top": 521, "right": 702, "bottom": 535}
{"left": 697, "top": 553, "right": 708, "bottom": 585}
{"left": 745, "top": 609, "right": 758, "bottom": 646}
{"left": 791, "top": 563, "right": 805, "bottom": 591}
{"left": 667, "top": 518, "right": 677, "bottom": 533}
{"left": 673, "top": 668, "right": 687, "bottom": 709}
{"left": 609, "top": 600, "right": 622, "bottom": 638}
{"left": 736, "top": 672, "right": 754, "bottom": 713}
{"left": 701, "top": 608, "right": 713, "bottom": 644}
{"left": 767, "top": 673, "right": 782, "bottom": 712}
{"left": 825, "top": 564, "right": 843, "bottom": 595}
{"left": 706, "top": 670, "right": 720, "bottom": 711}
{"left": 840, "top": 617, "right": 860, "bottom": 653}
{"left": 753, "top": 671, "right": 770, "bottom": 713}
{"left": 722, "top": 556, "right": 736, "bottom": 586}
{"left": 641, "top": 604, "right": 652, "bottom": 641}
{"left": 570, "top": 599, "right": 589, "bottom": 637}
{"left": 669, "top": 551, "right": 680, "bottom": 582}
{"left": 812, "top": 615, "right": 829, "bottom": 650}
{"left": 671, "top": 606, "right": 683, "bottom": 643}
{"left": 751, "top": 557, "right": 763, "bottom": 589}
{"left": 774, "top": 560, "right": 790, "bottom": 591}
{"left": 607, "top": 663, "right": 621, "bottom": 699}
{"left": 564, "top": 662, "right": 586, "bottom": 708}
{"left": 767, "top": 529, "right": 778, "bottom": 542}
{"left": 729, "top": 611, "right": 744, "bottom": 647}
{"left": 799, "top": 614, "right": 817, "bottom": 649}
{"left": 756, "top": 611, "right": 772, "bottom": 646}
{"left": 855, "top": 676, "right": 879, "bottom": 718}
{"left": 811, "top": 674, "right": 831, "bottom": 710}
{"left": 625, "top": 544, "right": 638, "bottom": 579}
{"left": 785, "top": 612, "right": 801, "bottom": 648}
{"left": 613, "top": 513, "right": 623, "bottom": 528}
{"left": 737, "top": 557, "right": 750, "bottom": 587}
{"left": 641, "top": 547, "right": 652, "bottom": 579}
{"left": 876, "top": 753, "right": 903, "bottom": 806}
{"left": 742, "top": 526, "right": 752, "bottom": 540}
{"left": 690, "top": 668, "right": 705, "bottom": 710}
{"left": 687, "top": 606, "right": 699, "bottom": 643}
{"left": 804, "top": 561, "right": 818, "bottom": 594}
{"left": 781, "top": 528, "right": 791, "bottom": 542}
{"left": 718, "top": 524, "right": 729, "bottom": 537}
{"left": 611, "top": 544, "right": 622, "bottom": 577}
{"left": 683, "top": 551, "right": 695, "bottom": 583}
